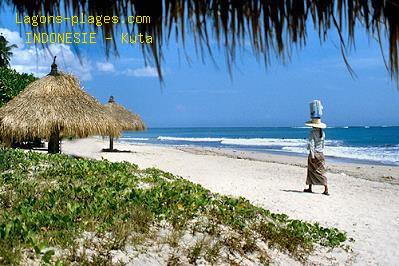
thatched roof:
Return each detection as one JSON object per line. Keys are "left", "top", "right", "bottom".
{"left": 0, "top": 67, "right": 121, "bottom": 141}
{"left": 6, "top": 0, "right": 399, "bottom": 83}
{"left": 104, "top": 96, "right": 146, "bottom": 134}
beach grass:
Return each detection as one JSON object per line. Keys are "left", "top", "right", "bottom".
{"left": 0, "top": 148, "right": 348, "bottom": 264}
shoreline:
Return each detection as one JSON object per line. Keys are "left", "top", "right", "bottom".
{"left": 115, "top": 140, "right": 399, "bottom": 185}
{"left": 174, "top": 145, "right": 399, "bottom": 185}
{"left": 118, "top": 139, "right": 399, "bottom": 167}
{"left": 61, "top": 137, "right": 399, "bottom": 264}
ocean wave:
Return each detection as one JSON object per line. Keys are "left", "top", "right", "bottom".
{"left": 157, "top": 136, "right": 223, "bottom": 142}
{"left": 157, "top": 136, "right": 307, "bottom": 146}
{"left": 220, "top": 138, "right": 307, "bottom": 147}
{"left": 129, "top": 134, "right": 398, "bottom": 165}
{"left": 282, "top": 146, "right": 399, "bottom": 165}
{"left": 119, "top": 137, "right": 150, "bottom": 141}
{"left": 157, "top": 136, "right": 342, "bottom": 147}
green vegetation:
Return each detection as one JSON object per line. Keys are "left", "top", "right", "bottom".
{"left": 0, "top": 149, "right": 348, "bottom": 264}
{"left": 0, "top": 67, "right": 37, "bottom": 107}
{"left": 0, "top": 36, "right": 17, "bottom": 68}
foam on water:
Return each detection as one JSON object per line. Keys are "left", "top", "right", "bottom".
{"left": 221, "top": 138, "right": 306, "bottom": 146}
{"left": 158, "top": 136, "right": 308, "bottom": 146}
{"left": 155, "top": 136, "right": 399, "bottom": 165}
{"left": 158, "top": 136, "right": 341, "bottom": 147}
{"left": 123, "top": 127, "right": 399, "bottom": 166}
{"left": 119, "top": 137, "right": 150, "bottom": 141}
{"left": 157, "top": 136, "right": 223, "bottom": 142}
{"left": 283, "top": 145, "right": 399, "bottom": 165}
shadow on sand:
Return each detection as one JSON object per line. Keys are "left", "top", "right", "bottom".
{"left": 101, "top": 149, "right": 133, "bottom": 153}
{"left": 281, "top": 189, "right": 309, "bottom": 194}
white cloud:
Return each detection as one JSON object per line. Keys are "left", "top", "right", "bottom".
{"left": 0, "top": 28, "right": 92, "bottom": 81}
{"left": 0, "top": 28, "right": 161, "bottom": 80}
{"left": 123, "top": 66, "right": 158, "bottom": 77}
{"left": 96, "top": 62, "right": 115, "bottom": 72}
{"left": 0, "top": 28, "right": 24, "bottom": 48}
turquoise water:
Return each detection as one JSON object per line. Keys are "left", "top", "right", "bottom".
{"left": 121, "top": 127, "right": 399, "bottom": 166}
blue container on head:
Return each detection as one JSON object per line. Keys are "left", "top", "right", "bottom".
{"left": 310, "top": 100, "right": 323, "bottom": 118}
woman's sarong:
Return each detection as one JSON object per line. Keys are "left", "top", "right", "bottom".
{"left": 306, "top": 152, "right": 327, "bottom": 185}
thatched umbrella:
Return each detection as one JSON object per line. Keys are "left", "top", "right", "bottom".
{"left": 0, "top": 57, "right": 121, "bottom": 153}
{"left": 104, "top": 96, "right": 145, "bottom": 151}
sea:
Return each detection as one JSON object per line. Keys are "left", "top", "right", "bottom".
{"left": 120, "top": 127, "right": 399, "bottom": 166}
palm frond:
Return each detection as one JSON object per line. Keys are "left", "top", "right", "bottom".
{"left": 4, "top": 0, "right": 399, "bottom": 83}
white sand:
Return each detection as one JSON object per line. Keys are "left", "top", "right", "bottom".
{"left": 62, "top": 137, "right": 399, "bottom": 265}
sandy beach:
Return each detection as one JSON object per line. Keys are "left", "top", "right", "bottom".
{"left": 61, "top": 137, "right": 399, "bottom": 265}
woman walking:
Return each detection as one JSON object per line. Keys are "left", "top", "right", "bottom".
{"left": 304, "top": 101, "right": 329, "bottom": 195}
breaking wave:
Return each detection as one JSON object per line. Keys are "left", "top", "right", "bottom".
{"left": 155, "top": 136, "right": 398, "bottom": 165}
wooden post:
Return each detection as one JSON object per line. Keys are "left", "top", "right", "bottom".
{"left": 109, "top": 136, "right": 114, "bottom": 151}
{"left": 3, "top": 138, "right": 12, "bottom": 148}
{"left": 48, "top": 131, "right": 60, "bottom": 154}
{"left": 33, "top": 138, "right": 43, "bottom": 148}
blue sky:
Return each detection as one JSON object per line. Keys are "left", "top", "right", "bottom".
{"left": 1, "top": 7, "right": 398, "bottom": 128}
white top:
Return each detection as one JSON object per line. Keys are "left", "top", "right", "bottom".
{"left": 307, "top": 128, "right": 325, "bottom": 158}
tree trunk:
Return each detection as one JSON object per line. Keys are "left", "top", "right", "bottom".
{"left": 109, "top": 136, "right": 114, "bottom": 151}
{"left": 48, "top": 131, "right": 60, "bottom": 154}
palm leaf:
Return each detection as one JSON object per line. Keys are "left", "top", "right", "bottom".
{"left": 4, "top": 0, "right": 399, "bottom": 83}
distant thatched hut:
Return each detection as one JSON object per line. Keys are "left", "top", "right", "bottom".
{"left": 104, "top": 96, "right": 145, "bottom": 151}
{"left": 0, "top": 57, "right": 121, "bottom": 153}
